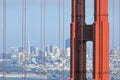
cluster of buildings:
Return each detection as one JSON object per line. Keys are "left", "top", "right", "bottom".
{"left": 0, "top": 38, "right": 120, "bottom": 79}
{"left": 86, "top": 47, "right": 120, "bottom": 79}
{"left": 0, "top": 38, "right": 71, "bottom": 79}
{"left": 110, "top": 48, "right": 120, "bottom": 80}
{"left": 9, "top": 39, "right": 70, "bottom": 64}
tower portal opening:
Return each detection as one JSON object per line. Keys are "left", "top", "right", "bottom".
{"left": 85, "top": 0, "right": 94, "bottom": 24}
{"left": 86, "top": 41, "right": 93, "bottom": 79}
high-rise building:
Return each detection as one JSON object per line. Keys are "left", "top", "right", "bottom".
{"left": 55, "top": 47, "right": 60, "bottom": 58}
{"left": 30, "top": 46, "right": 35, "bottom": 54}
{"left": 18, "top": 52, "right": 23, "bottom": 64}
{"left": 66, "top": 47, "right": 70, "bottom": 57}
{"left": 27, "top": 39, "right": 31, "bottom": 57}
{"left": 65, "top": 38, "right": 70, "bottom": 48}
{"left": 10, "top": 47, "right": 18, "bottom": 60}
{"left": 46, "top": 46, "right": 50, "bottom": 53}
{"left": 50, "top": 45, "right": 57, "bottom": 54}
{"left": 35, "top": 48, "right": 39, "bottom": 56}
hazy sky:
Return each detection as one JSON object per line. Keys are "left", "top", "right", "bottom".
{"left": 0, "top": 0, "right": 72, "bottom": 51}
{"left": 0, "top": 0, "right": 119, "bottom": 52}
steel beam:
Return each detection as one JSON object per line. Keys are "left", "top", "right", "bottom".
{"left": 70, "top": 0, "right": 109, "bottom": 80}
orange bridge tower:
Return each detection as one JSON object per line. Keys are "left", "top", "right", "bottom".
{"left": 70, "top": 0, "right": 109, "bottom": 80}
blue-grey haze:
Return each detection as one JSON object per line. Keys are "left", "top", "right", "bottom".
{"left": 0, "top": 0, "right": 119, "bottom": 51}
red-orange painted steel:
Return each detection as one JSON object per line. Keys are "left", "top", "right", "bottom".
{"left": 70, "top": 0, "right": 76, "bottom": 79}
{"left": 70, "top": 0, "right": 109, "bottom": 80}
{"left": 93, "top": 0, "right": 109, "bottom": 79}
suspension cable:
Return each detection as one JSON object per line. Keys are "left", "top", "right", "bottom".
{"left": 111, "top": 0, "right": 114, "bottom": 77}
{"left": 44, "top": 0, "right": 46, "bottom": 79}
{"left": 22, "top": 0, "right": 26, "bottom": 79}
{"left": 62, "top": 0, "right": 65, "bottom": 78}
{"left": 119, "top": 0, "right": 120, "bottom": 79}
{"left": 113, "top": 0, "right": 114, "bottom": 49}
{"left": 58, "top": 0, "right": 61, "bottom": 79}
{"left": 40, "top": 0, "right": 43, "bottom": 79}
{"left": 118, "top": 0, "right": 120, "bottom": 49}
{"left": 3, "top": 0, "right": 6, "bottom": 80}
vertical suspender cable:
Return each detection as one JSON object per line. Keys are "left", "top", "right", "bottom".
{"left": 22, "top": 0, "right": 23, "bottom": 78}
{"left": 25, "top": 0, "right": 26, "bottom": 78}
{"left": 58, "top": 0, "right": 61, "bottom": 79}
{"left": 40, "top": 0, "right": 43, "bottom": 79}
{"left": 118, "top": 0, "right": 120, "bottom": 79}
{"left": 3, "top": 0, "right": 6, "bottom": 80}
{"left": 118, "top": 0, "right": 120, "bottom": 49}
{"left": 113, "top": 0, "right": 114, "bottom": 49}
{"left": 112, "top": 0, "right": 114, "bottom": 77}
{"left": 44, "top": 0, "right": 46, "bottom": 79}
{"left": 22, "top": 0, "right": 26, "bottom": 79}
{"left": 62, "top": 0, "right": 65, "bottom": 78}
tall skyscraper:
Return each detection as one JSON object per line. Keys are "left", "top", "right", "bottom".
{"left": 65, "top": 38, "right": 70, "bottom": 48}
{"left": 66, "top": 47, "right": 70, "bottom": 57}
{"left": 27, "top": 39, "right": 31, "bottom": 57}
{"left": 46, "top": 46, "right": 50, "bottom": 53}
{"left": 30, "top": 46, "right": 35, "bottom": 54}
{"left": 10, "top": 47, "right": 18, "bottom": 60}
{"left": 55, "top": 47, "right": 60, "bottom": 58}
{"left": 50, "top": 45, "right": 57, "bottom": 54}
{"left": 18, "top": 52, "right": 23, "bottom": 64}
{"left": 35, "top": 48, "right": 39, "bottom": 56}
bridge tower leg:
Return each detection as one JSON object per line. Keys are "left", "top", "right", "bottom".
{"left": 93, "top": 0, "right": 109, "bottom": 80}
{"left": 70, "top": 0, "right": 109, "bottom": 80}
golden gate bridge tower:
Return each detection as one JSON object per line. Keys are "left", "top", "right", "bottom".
{"left": 70, "top": 0, "right": 109, "bottom": 80}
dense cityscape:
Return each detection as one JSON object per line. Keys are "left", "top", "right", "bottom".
{"left": 0, "top": 39, "right": 70, "bottom": 80}
{"left": 0, "top": 38, "right": 120, "bottom": 80}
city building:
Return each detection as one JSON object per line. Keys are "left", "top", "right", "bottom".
{"left": 46, "top": 46, "right": 50, "bottom": 53}
{"left": 65, "top": 38, "right": 70, "bottom": 48}
{"left": 66, "top": 47, "right": 70, "bottom": 57}
{"left": 35, "top": 48, "right": 39, "bottom": 56}
{"left": 18, "top": 52, "right": 23, "bottom": 64}
{"left": 27, "top": 39, "right": 31, "bottom": 57}
{"left": 9, "top": 47, "right": 19, "bottom": 61}
{"left": 49, "top": 45, "right": 57, "bottom": 54}
{"left": 110, "top": 48, "right": 120, "bottom": 79}
{"left": 30, "top": 46, "right": 35, "bottom": 55}
{"left": 10, "top": 47, "right": 17, "bottom": 55}
{"left": 55, "top": 47, "right": 60, "bottom": 58}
